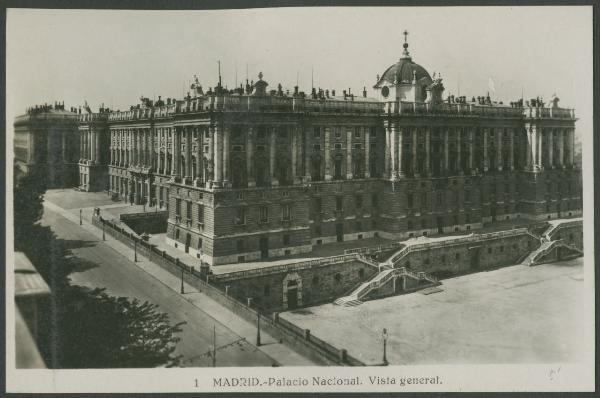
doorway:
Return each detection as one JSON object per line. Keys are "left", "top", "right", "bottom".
{"left": 336, "top": 223, "right": 344, "bottom": 242}
{"left": 185, "top": 233, "right": 191, "bottom": 253}
{"left": 394, "top": 277, "right": 405, "bottom": 294}
{"left": 469, "top": 247, "right": 481, "bottom": 270}
{"left": 436, "top": 216, "right": 444, "bottom": 234}
{"left": 286, "top": 280, "right": 299, "bottom": 310}
{"left": 259, "top": 236, "right": 269, "bottom": 259}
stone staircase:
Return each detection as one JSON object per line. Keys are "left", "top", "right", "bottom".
{"left": 520, "top": 240, "right": 554, "bottom": 266}
{"left": 334, "top": 267, "right": 439, "bottom": 307}
{"left": 521, "top": 220, "right": 583, "bottom": 266}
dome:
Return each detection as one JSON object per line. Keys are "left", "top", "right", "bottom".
{"left": 374, "top": 31, "right": 432, "bottom": 88}
{"left": 374, "top": 57, "right": 432, "bottom": 88}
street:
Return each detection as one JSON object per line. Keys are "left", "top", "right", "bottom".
{"left": 41, "top": 201, "right": 312, "bottom": 367}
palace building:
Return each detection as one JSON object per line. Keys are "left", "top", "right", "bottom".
{"left": 76, "top": 34, "right": 582, "bottom": 265}
{"left": 14, "top": 102, "right": 80, "bottom": 187}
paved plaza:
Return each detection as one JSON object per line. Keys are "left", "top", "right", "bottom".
{"left": 280, "top": 258, "right": 585, "bottom": 365}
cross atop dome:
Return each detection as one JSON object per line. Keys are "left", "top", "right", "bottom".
{"left": 401, "top": 30, "right": 411, "bottom": 60}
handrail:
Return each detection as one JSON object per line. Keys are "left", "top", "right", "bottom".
{"left": 385, "top": 227, "right": 531, "bottom": 268}
{"left": 543, "top": 219, "right": 583, "bottom": 240}
{"left": 337, "top": 266, "right": 438, "bottom": 302}
{"left": 211, "top": 252, "right": 378, "bottom": 281}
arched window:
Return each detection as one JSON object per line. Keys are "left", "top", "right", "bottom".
{"left": 255, "top": 158, "right": 269, "bottom": 187}
{"left": 334, "top": 155, "right": 343, "bottom": 180}
{"left": 370, "top": 156, "right": 378, "bottom": 177}
{"left": 277, "top": 157, "right": 291, "bottom": 186}
{"left": 231, "top": 157, "right": 245, "bottom": 188}
{"left": 311, "top": 156, "right": 322, "bottom": 181}
{"left": 191, "top": 156, "right": 197, "bottom": 179}
{"left": 353, "top": 155, "right": 364, "bottom": 178}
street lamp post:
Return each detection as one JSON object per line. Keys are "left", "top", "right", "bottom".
{"left": 134, "top": 239, "right": 138, "bottom": 262}
{"left": 382, "top": 328, "right": 389, "bottom": 366}
{"left": 79, "top": 209, "right": 82, "bottom": 225}
{"left": 102, "top": 220, "right": 106, "bottom": 241}
{"left": 180, "top": 267, "right": 185, "bottom": 294}
{"left": 256, "top": 312, "right": 261, "bottom": 346}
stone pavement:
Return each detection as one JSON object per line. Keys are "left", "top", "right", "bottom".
{"left": 281, "top": 257, "right": 585, "bottom": 366}
{"left": 43, "top": 198, "right": 319, "bottom": 366}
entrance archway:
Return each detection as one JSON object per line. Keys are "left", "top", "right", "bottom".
{"left": 282, "top": 272, "right": 303, "bottom": 310}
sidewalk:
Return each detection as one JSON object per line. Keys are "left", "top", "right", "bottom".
{"left": 43, "top": 199, "right": 319, "bottom": 366}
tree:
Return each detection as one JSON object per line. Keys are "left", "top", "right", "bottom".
{"left": 59, "top": 287, "right": 185, "bottom": 368}
{"left": 13, "top": 164, "right": 46, "bottom": 249}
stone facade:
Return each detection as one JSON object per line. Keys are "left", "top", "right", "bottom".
{"left": 13, "top": 103, "right": 79, "bottom": 188}
{"left": 211, "top": 258, "right": 378, "bottom": 312}
{"left": 209, "top": 221, "right": 583, "bottom": 311}
{"left": 77, "top": 38, "right": 582, "bottom": 266}
{"left": 78, "top": 110, "right": 110, "bottom": 192}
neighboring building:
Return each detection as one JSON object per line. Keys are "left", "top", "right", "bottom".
{"left": 13, "top": 102, "right": 80, "bottom": 187}
{"left": 14, "top": 251, "right": 51, "bottom": 368}
{"left": 79, "top": 35, "right": 582, "bottom": 265}
{"left": 78, "top": 107, "right": 111, "bottom": 192}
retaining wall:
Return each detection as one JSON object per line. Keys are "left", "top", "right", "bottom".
{"left": 92, "top": 215, "right": 364, "bottom": 366}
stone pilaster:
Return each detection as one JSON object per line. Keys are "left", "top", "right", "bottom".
{"left": 346, "top": 127, "right": 353, "bottom": 180}
{"left": 324, "top": 126, "right": 332, "bottom": 181}
{"left": 364, "top": 127, "right": 370, "bottom": 178}
{"left": 269, "top": 127, "right": 278, "bottom": 186}
{"left": 246, "top": 126, "right": 255, "bottom": 187}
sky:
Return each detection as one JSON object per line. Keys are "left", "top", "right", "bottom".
{"left": 6, "top": 6, "right": 593, "bottom": 140}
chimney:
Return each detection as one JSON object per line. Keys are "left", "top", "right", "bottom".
{"left": 332, "top": 89, "right": 336, "bottom": 97}
{"left": 363, "top": 87, "right": 367, "bottom": 98}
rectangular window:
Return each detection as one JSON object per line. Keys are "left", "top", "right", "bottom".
{"left": 336, "top": 196, "right": 343, "bottom": 211}
{"left": 282, "top": 204, "right": 291, "bottom": 221}
{"left": 334, "top": 143, "right": 342, "bottom": 150}
{"left": 283, "top": 234, "right": 290, "bottom": 245}
{"left": 354, "top": 127, "right": 361, "bottom": 138}
{"left": 335, "top": 128, "right": 342, "bottom": 139}
{"left": 353, "top": 143, "right": 362, "bottom": 150}
{"left": 372, "top": 193, "right": 378, "bottom": 208}
{"left": 197, "top": 238, "right": 203, "bottom": 250}
{"left": 437, "top": 192, "right": 443, "bottom": 206}
{"left": 235, "top": 207, "right": 246, "bottom": 225}
{"left": 355, "top": 194, "right": 363, "bottom": 209}
{"left": 260, "top": 206, "right": 268, "bottom": 223}
{"left": 314, "top": 197, "right": 322, "bottom": 213}
{"left": 197, "top": 204, "right": 204, "bottom": 223}
{"left": 313, "top": 144, "right": 321, "bottom": 151}
{"left": 175, "top": 198, "right": 182, "bottom": 217}
{"left": 370, "top": 126, "right": 377, "bottom": 137}
{"left": 186, "top": 201, "right": 192, "bottom": 221}
{"left": 236, "top": 239, "right": 245, "bottom": 251}
{"left": 313, "top": 127, "right": 321, "bottom": 138}
{"left": 407, "top": 193, "right": 413, "bottom": 208}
